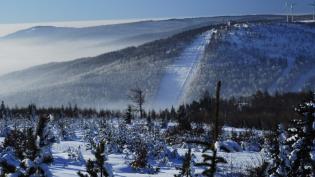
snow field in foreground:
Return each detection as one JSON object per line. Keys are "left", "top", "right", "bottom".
{"left": 49, "top": 133, "right": 262, "bottom": 177}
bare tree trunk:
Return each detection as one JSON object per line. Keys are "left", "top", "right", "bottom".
{"left": 210, "top": 81, "right": 221, "bottom": 177}
{"left": 129, "top": 88, "right": 145, "bottom": 118}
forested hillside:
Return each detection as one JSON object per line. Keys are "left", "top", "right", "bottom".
{"left": 0, "top": 21, "right": 314, "bottom": 108}
{"left": 0, "top": 26, "right": 213, "bottom": 108}
{"left": 185, "top": 22, "right": 315, "bottom": 102}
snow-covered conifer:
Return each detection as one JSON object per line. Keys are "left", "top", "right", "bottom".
{"left": 175, "top": 148, "right": 195, "bottom": 177}
{"left": 130, "top": 141, "right": 148, "bottom": 169}
{"left": 194, "top": 81, "right": 226, "bottom": 177}
{"left": 124, "top": 105, "right": 133, "bottom": 124}
{"left": 78, "top": 141, "right": 112, "bottom": 177}
{"left": 286, "top": 99, "right": 315, "bottom": 177}
{"left": 0, "top": 114, "right": 55, "bottom": 177}
{"left": 267, "top": 124, "right": 290, "bottom": 177}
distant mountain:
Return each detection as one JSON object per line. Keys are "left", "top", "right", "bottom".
{"left": 0, "top": 15, "right": 285, "bottom": 41}
{"left": 1, "top": 15, "right": 314, "bottom": 109}
{"left": 0, "top": 17, "right": 221, "bottom": 75}
{"left": 2, "top": 15, "right": 286, "bottom": 75}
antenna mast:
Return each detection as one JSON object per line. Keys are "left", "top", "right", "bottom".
{"left": 310, "top": 2, "right": 315, "bottom": 21}
{"left": 285, "top": 0, "right": 290, "bottom": 22}
{"left": 290, "top": 3, "right": 296, "bottom": 22}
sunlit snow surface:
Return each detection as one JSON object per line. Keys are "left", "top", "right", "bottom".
{"left": 155, "top": 30, "right": 214, "bottom": 108}
{"left": 0, "top": 127, "right": 263, "bottom": 177}
{"left": 49, "top": 137, "right": 261, "bottom": 177}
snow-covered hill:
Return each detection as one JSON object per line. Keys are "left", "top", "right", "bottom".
{"left": 185, "top": 22, "right": 315, "bottom": 101}
{"left": 0, "top": 19, "right": 314, "bottom": 109}
{"left": 0, "top": 26, "right": 214, "bottom": 109}
{"left": 0, "top": 15, "right": 285, "bottom": 75}
{"left": 0, "top": 17, "right": 214, "bottom": 75}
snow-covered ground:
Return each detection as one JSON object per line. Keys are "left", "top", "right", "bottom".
{"left": 49, "top": 141, "right": 261, "bottom": 177}
{"left": 50, "top": 141, "right": 88, "bottom": 177}
{"left": 45, "top": 128, "right": 262, "bottom": 177}
{"left": 299, "top": 20, "right": 315, "bottom": 23}
{"left": 155, "top": 30, "right": 214, "bottom": 108}
{"left": 0, "top": 115, "right": 270, "bottom": 177}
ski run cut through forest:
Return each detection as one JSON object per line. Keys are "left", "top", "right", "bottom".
{"left": 155, "top": 30, "right": 214, "bottom": 108}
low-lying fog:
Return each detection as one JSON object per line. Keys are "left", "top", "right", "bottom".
{"left": 0, "top": 17, "right": 224, "bottom": 76}
{"left": 0, "top": 19, "right": 167, "bottom": 75}
{"left": 0, "top": 38, "right": 138, "bottom": 75}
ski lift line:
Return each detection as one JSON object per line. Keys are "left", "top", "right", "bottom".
{"left": 176, "top": 40, "right": 206, "bottom": 101}
{"left": 176, "top": 30, "right": 214, "bottom": 105}
{"left": 154, "top": 29, "right": 213, "bottom": 108}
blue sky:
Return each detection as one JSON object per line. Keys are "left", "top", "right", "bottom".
{"left": 0, "top": 0, "right": 313, "bottom": 24}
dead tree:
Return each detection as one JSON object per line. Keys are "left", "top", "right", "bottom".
{"left": 129, "top": 88, "right": 145, "bottom": 118}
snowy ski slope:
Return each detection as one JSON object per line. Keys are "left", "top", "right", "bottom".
{"left": 155, "top": 30, "right": 214, "bottom": 108}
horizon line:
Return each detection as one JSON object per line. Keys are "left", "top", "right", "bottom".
{"left": 0, "top": 13, "right": 312, "bottom": 37}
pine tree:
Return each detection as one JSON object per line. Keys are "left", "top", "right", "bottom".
{"left": 78, "top": 141, "right": 110, "bottom": 177}
{"left": 0, "top": 114, "right": 55, "bottom": 176}
{"left": 151, "top": 109, "right": 157, "bottom": 120}
{"left": 26, "top": 114, "right": 54, "bottom": 176}
{"left": 95, "top": 141, "right": 109, "bottom": 177}
{"left": 124, "top": 105, "right": 133, "bottom": 124}
{"left": 0, "top": 101, "right": 5, "bottom": 119}
{"left": 130, "top": 142, "right": 148, "bottom": 169}
{"left": 35, "top": 114, "right": 55, "bottom": 164}
{"left": 267, "top": 124, "right": 290, "bottom": 177}
{"left": 266, "top": 126, "right": 280, "bottom": 177}
{"left": 177, "top": 105, "right": 191, "bottom": 131}
{"left": 28, "top": 104, "right": 37, "bottom": 122}
{"left": 175, "top": 148, "right": 194, "bottom": 177}
{"left": 286, "top": 99, "right": 315, "bottom": 177}
{"left": 147, "top": 109, "right": 156, "bottom": 127}
{"left": 160, "top": 109, "right": 170, "bottom": 129}
{"left": 193, "top": 81, "right": 226, "bottom": 177}
{"left": 170, "top": 106, "right": 176, "bottom": 120}
{"left": 24, "top": 128, "right": 38, "bottom": 161}
{"left": 3, "top": 128, "right": 27, "bottom": 159}
{"left": 0, "top": 103, "right": 10, "bottom": 137}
